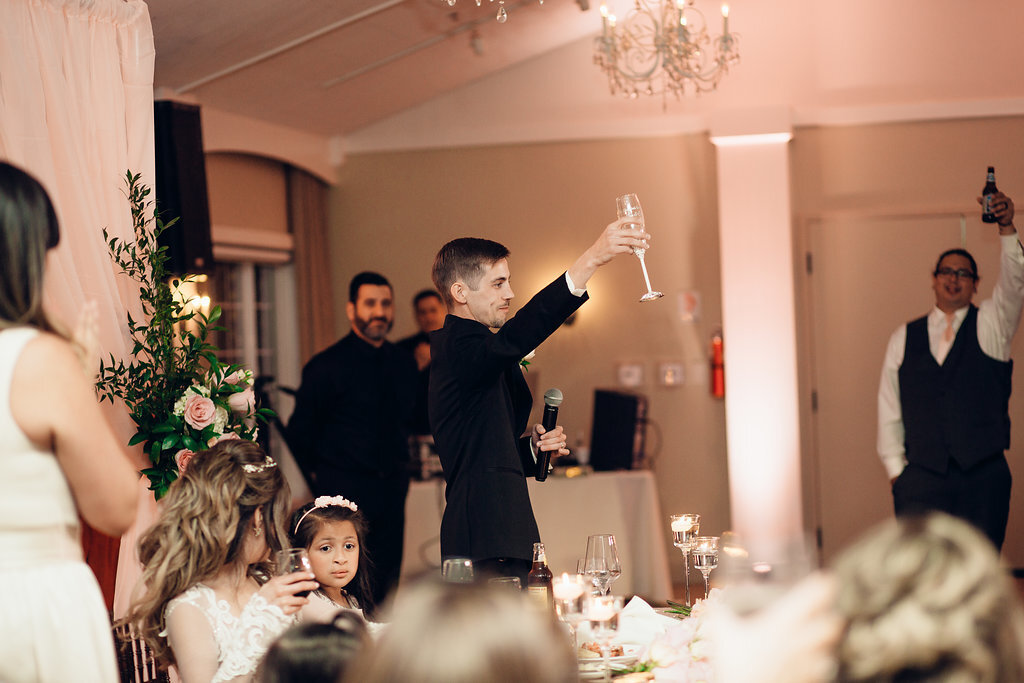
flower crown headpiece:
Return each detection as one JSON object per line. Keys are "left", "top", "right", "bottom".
{"left": 241, "top": 455, "right": 277, "bottom": 474}
{"left": 294, "top": 495, "right": 359, "bottom": 533}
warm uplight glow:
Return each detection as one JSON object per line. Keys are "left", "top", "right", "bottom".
{"left": 714, "top": 134, "right": 803, "bottom": 546}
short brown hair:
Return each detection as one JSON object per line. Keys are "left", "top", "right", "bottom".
{"left": 431, "top": 238, "right": 510, "bottom": 309}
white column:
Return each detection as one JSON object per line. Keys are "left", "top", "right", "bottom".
{"left": 711, "top": 114, "right": 802, "bottom": 545}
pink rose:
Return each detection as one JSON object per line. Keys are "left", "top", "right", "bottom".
{"left": 175, "top": 449, "right": 196, "bottom": 473}
{"left": 222, "top": 370, "right": 243, "bottom": 386}
{"left": 228, "top": 387, "right": 255, "bottom": 416}
{"left": 183, "top": 394, "right": 216, "bottom": 429}
{"left": 208, "top": 432, "right": 241, "bottom": 448}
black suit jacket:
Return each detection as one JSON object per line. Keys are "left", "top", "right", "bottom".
{"left": 428, "top": 274, "right": 587, "bottom": 562}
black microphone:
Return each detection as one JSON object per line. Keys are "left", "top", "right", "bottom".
{"left": 535, "top": 388, "right": 563, "bottom": 482}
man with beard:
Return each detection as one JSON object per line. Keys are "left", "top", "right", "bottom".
{"left": 878, "top": 190, "right": 1022, "bottom": 551}
{"left": 289, "top": 271, "right": 417, "bottom": 603}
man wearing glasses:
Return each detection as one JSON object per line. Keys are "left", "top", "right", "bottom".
{"left": 878, "top": 190, "right": 1020, "bottom": 551}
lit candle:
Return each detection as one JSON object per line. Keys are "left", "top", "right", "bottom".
{"left": 721, "top": 4, "right": 729, "bottom": 34}
{"left": 671, "top": 517, "right": 693, "bottom": 532}
{"left": 553, "top": 573, "right": 585, "bottom": 600}
{"left": 600, "top": 3, "right": 608, "bottom": 36}
{"left": 588, "top": 601, "right": 616, "bottom": 621}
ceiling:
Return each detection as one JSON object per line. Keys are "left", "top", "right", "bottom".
{"left": 148, "top": 0, "right": 599, "bottom": 138}
{"left": 147, "top": 0, "right": 1024, "bottom": 153}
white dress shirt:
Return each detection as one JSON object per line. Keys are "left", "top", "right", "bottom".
{"left": 877, "top": 234, "right": 1024, "bottom": 479}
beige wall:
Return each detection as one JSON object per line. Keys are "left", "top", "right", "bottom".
{"left": 324, "top": 113, "right": 1024, "bottom": 577}
{"left": 329, "top": 135, "right": 731, "bottom": 583}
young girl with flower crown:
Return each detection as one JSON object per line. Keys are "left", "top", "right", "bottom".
{"left": 291, "top": 495, "right": 378, "bottom": 621}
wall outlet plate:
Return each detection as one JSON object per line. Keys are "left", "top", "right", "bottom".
{"left": 658, "top": 362, "right": 685, "bottom": 386}
{"left": 617, "top": 362, "right": 644, "bottom": 388}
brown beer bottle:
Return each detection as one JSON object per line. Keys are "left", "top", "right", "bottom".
{"left": 982, "top": 166, "right": 999, "bottom": 223}
{"left": 527, "top": 542, "right": 553, "bottom": 610}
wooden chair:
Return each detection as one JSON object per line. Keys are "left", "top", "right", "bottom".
{"left": 113, "top": 624, "right": 170, "bottom": 683}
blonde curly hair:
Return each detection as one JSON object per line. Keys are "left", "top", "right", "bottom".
{"left": 123, "top": 440, "right": 291, "bottom": 666}
{"left": 834, "top": 512, "right": 1024, "bottom": 682}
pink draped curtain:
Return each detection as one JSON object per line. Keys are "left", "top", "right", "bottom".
{"left": 0, "top": 0, "right": 157, "bottom": 612}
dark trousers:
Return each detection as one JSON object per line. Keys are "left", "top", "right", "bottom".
{"left": 473, "top": 557, "right": 531, "bottom": 587}
{"left": 893, "top": 454, "right": 1011, "bottom": 551}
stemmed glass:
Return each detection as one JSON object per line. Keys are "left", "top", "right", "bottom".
{"left": 670, "top": 513, "right": 700, "bottom": 606}
{"left": 616, "top": 193, "right": 663, "bottom": 303}
{"left": 584, "top": 534, "right": 622, "bottom": 596}
{"left": 692, "top": 536, "right": 719, "bottom": 600}
{"left": 274, "top": 548, "right": 313, "bottom": 598}
{"left": 552, "top": 573, "right": 588, "bottom": 650}
{"left": 583, "top": 595, "right": 624, "bottom": 682}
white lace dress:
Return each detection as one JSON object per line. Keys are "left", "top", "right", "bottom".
{"left": 163, "top": 584, "right": 296, "bottom": 683}
{"left": 0, "top": 327, "right": 119, "bottom": 682}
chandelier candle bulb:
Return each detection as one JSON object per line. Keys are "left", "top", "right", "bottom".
{"left": 721, "top": 3, "right": 728, "bottom": 33}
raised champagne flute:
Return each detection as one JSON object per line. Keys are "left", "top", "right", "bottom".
{"left": 274, "top": 548, "right": 313, "bottom": 598}
{"left": 584, "top": 534, "right": 622, "bottom": 596}
{"left": 692, "top": 536, "right": 719, "bottom": 600}
{"left": 670, "top": 513, "right": 700, "bottom": 606}
{"left": 616, "top": 193, "right": 663, "bottom": 303}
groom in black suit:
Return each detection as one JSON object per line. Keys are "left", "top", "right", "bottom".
{"left": 428, "top": 219, "right": 649, "bottom": 582}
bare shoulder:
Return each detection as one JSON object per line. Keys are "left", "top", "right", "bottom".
{"left": 16, "top": 331, "right": 80, "bottom": 378}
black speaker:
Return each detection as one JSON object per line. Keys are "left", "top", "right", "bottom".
{"left": 154, "top": 100, "right": 213, "bottom": 274}
{"left": 589, "top": 389, "right": 647, "bottom": 471}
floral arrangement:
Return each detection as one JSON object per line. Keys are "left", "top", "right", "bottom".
{"left": 95, "top": 171, "right": 272, "bottom": 499}
{"left": 618, "top": 590, "right": 720, "bottom": 682}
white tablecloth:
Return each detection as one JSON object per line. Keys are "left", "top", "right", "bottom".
{"left": 400, "top": 470, "right": 672, "bottom": 600}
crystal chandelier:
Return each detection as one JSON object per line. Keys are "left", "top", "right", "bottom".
{"left": 594, "top": 0, "right": 739, "bottom": 99}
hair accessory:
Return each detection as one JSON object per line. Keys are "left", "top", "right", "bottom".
{"left": 241, "top": 455, "right": 278, "bottom": 474}
{"left": 294, "top": 495, "right": 359, "bottom": 533}
{"left": 253, "top": 526, "right": 262, "bottom": 538}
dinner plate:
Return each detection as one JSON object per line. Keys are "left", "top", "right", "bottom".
{"left": 578, "top": 644, "right": 642, "bottom": 677}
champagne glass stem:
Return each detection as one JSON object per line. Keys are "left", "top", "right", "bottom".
{"left": 639, "top": 256, "right": 655, "bottom": 293}
{"left": 601, "top": 641, "right": 611, "bottom": 683}
{"left": 701, "top": 570, "right": 711, "bottom": 600}
{"left": 683, "top": 549, "right": 692, "bottom": 607}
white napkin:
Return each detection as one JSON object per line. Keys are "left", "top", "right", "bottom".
{"left": 614, "top": 596, "right": 679, "bottom": 645}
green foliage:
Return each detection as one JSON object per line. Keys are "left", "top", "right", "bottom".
{"left": 95, "top": 171, "right": 267, "bottom": 499}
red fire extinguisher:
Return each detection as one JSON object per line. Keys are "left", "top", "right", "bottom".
{"left": 710, "top": 329, "right": 725, "bottom": 399}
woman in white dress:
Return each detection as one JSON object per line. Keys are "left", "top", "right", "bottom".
{"left": 126, "top": 440, "right": 318, "bottom": 683}
{"left": 0, "top": 161, "right": 139, "bottom": 682}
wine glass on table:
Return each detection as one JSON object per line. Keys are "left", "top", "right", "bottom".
{"left": 670, "top": 513, "right": 700, "bottom": 606}
{"left": 552, "top": 573, "right": 588, "bottom": 650}
{"left": 274, "top": 548, "right": 313, "bottom": 598}
{"left": 583, "top": 594, "right": 624, "bottom": 682}
{"left": 616, "top": 193, "right": 663, "bottom": 303}
{"left": 584, "top": 534, "right": 622, "bottom": 596}
{"left": 692, "top": 536, "right": 719, "bottom": 600}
